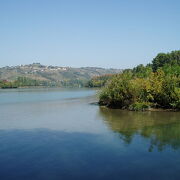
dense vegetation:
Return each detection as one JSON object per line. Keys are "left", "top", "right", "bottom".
{"left": 0, "top": 77, "right": 91, "bottom": 88}
{"left": 0, "top": 80, "right": 18, "bottom": 88}
{"left": 99, "top": 50, "right": 180, "bottom": 110}
{"left": 0, "top": 77, "right": 95, "bottom": 88}
{"left": 0, "top": 77, "right": 51, "bottom": 88}
{"left": 85, "top": 74, "right": 114, "bottom": 87}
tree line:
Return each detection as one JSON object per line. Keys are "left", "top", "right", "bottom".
{"left": 0, "top": 77, "right": 89, "bottom": 88}
{"left": 0, "top": 77, "right": 49, "bottom": 88}
{"left": 99, "top": 50, "right": 180, "bottom": 110}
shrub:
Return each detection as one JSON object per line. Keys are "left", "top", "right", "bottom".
{"left": 129, "top": 102, "right": 150, "bottom": 111}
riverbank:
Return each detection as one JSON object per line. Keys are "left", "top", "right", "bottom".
{"left": 99, "top": 103, "right": 179, "bottom": 112}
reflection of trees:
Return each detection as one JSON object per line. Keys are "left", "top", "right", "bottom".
{"left": 141, "top": 123, "right": 180, "bottom": 152}
{"left": 99, "top": 107, "right": 180, "bottom": 151}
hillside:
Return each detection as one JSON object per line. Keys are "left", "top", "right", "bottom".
{"left": 0, "top": 63, "right": 122, "bottom": 87}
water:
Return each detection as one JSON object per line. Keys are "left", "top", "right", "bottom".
{"left": 0, "top": 88, "right": 180, "bottom": 180}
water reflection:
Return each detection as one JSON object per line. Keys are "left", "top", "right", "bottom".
{"left": 99, "top": 107, "right": 180, "bottom": 151}
{"left": 1, "top": 88, "right": 180, "bottom": 180}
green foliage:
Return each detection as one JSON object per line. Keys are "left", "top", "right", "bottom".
{"left": 161, "top": 64, "right": 180, "bottom": 76}
{"left": 61, "top": 79, "right": 87, "bottom": 87}
{"left": 132, "top": 64, "right": 152, "bottom": 78}
{"left": 152, "top": 50, "right": 180, "bottom": 72}
{"left": 86, "top": 74, "right": 114, "bottom": 88}
{"left": 129, "top": 102, "right": 150, "bottom": 111}
{"left": 0, "top": 80, "right": 18, "bottom": 88}
{"left": 99, "top": 50, "right": 180, "bottom": 110}
{"left": 0, "top": 77, "right": 89, "bottom": 88}
{"left": 0, "top": 77, "right": 51, "bottom": 88}
{"left": 99, "top": 73, "right": 134, "bottom": 108}
{"left": 17, "top": 77, "right": 41, "bottom": 86}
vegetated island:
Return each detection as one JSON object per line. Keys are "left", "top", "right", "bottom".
{"left": 98, "top": 50, "right": 180, "bottom": 111}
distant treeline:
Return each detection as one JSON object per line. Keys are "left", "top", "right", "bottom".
{"left": 0, "top": 77, "right": 89, "bottom": 88}
{"left": 99, "top": 50, "right": 180, "bottom": 110}
{"left": 85, "top": 74, "right": 115, "bottom": 88}
{"left": 0, "top": 77, "right": 52, "bottom": 88}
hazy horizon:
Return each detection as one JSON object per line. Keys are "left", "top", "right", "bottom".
{"left": 0, "top": 62, "right": 124, "bottom": 69}
{"left": 1, "top": 0, "right": 180, "bottom": 69}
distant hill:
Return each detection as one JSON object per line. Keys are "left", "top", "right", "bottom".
{"left": 0, "top": 63, "right": 122, "bottom": 87}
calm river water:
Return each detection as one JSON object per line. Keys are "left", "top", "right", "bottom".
{"left": 0, "top": 88, "right": 180, "bottom": 180}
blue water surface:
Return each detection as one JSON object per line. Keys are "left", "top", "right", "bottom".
{"left": 0, "top": 88, "right": 180, "bottom": 180}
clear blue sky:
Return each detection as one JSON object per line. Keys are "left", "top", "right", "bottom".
{"left": 0, "top": 0, "right": 180, "bottom": 68}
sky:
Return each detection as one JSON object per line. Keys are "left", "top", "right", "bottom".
{"left": 0, "top": 0, "right": 180, "bottom": 69}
